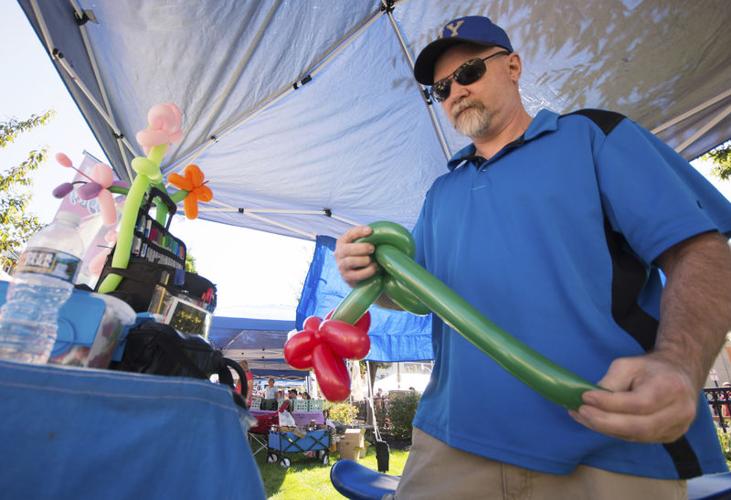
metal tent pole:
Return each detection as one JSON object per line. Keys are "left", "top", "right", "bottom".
{"left": 675, "top": 103, "right": 731, "bottom": 155}
{"left": 29, "top": 0, "right": 137, "bottom": 180}
{"left": 382, "top": 0, "right": 451, "bottom": 160}
{"left": 652, "top": 88, "right": 731, "bottom": 135}
{"left": 68, "top": 1, "right": 134, "bottom": 181}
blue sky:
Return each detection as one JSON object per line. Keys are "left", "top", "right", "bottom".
{"left": 0, "top": 2, "right": 314, "bottom": 320}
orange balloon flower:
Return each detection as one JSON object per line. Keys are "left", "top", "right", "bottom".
{"left": 168, "top": 164, "right": 213, "bottom": 219}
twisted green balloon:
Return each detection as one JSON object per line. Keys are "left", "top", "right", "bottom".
{"left": 97, "top": 144, "right": 168, "bottom": 294}
{"left": 331, "top": 221, "right": 601, "bottom": 410}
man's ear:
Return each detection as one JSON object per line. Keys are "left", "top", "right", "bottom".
{"left": 508, "top": 52, "right": 522, "bottom": 83}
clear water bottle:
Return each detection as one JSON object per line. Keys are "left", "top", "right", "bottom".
{"left": 0, "top": 212, "right": 84, "bottom": 363}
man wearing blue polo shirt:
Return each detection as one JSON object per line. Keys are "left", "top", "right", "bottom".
{"left": 335, "top": 15, "right": 731, "bottom": 499}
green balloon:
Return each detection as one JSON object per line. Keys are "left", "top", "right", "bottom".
{"left": 383, "top": 277, "right": 430, "bottom": 315}
{"left": 333, "top": 221, "right": 600, "bottom": 410}
{"left": 170, "top": 189, "right": 189, "bottom": 204}
{"left": 330, "top": 275, "right": 384, "bottom": 324}
{"left": 97, "top": 144, "right": 168, "bottom": 294}
{"left": 96, "top": 172, "right": 150, "bottom": 293}
{"left": 359, "top": 221, "right": 415, "bottom": 257}
{"left": 375, "top": 244, "right": 598, "bottom": 410}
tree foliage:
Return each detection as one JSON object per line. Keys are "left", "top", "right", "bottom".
{"left": 0, "top": 110, "right": 55, "bottom": 269}
{"left": 704, "top": 142, "right": 731, "bottom": 181}
{"left": 185, "top": 252, "right": 197, "bottom": 273}
{"left": 0, "top": 111, "right": 54, "bottom": 149}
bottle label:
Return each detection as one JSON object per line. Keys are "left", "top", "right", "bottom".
{"left": 15, "top": 247, "right": 81, "bottom": 283}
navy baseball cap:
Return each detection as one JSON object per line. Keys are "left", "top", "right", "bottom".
{"left": 414, "top": 16, "right": 513, "bottom": 85}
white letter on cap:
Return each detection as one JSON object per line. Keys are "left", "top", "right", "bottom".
{"left": 445, "top": 20, "right": 464, "bottom": 37}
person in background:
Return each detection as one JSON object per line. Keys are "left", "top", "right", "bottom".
{"left": 335, "top": 14, "right": 731, "bottom": 499}
{"left": 264, "top": 378, "right": 277, "bottom": 400}
{"left": 278, "top": 389, "right": 298, "bottom": 413}
{"left": 260, "top": 377, "right": 278, "bottom": 411}
{"left": 235, "top": 359, "right": 254, "bottom": 408}
{"left": 721, "top": 382, "right": 731, "bottom": 419}
{"left": 302, "top": 392, "right": 312, "bottom": 400}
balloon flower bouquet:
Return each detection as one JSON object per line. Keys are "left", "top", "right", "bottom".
{"left": 52, "top": 103, "right": 213, "bottom": 296}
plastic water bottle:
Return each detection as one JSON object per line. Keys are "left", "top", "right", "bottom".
{"left": 0, "top": 212, "right": 84, "bottom": 363}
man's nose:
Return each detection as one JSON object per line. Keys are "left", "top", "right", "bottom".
{"left": 447, "top": 82, "right": 469, "bottom": 105}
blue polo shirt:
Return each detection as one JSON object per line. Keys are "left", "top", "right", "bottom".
{"left": 411, "top": 109, "right": 731, "bottom": 479}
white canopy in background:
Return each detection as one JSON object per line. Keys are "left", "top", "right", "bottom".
{"left": 19, "top": 0, "right": 731, "bottom": 240}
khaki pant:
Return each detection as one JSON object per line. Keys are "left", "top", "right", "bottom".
{"left": 385, "top": 428, "right": 687, "bottom": 500}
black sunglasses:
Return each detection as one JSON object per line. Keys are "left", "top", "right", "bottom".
{"left": 431, "top": 50, "right": 510, "bottom": 102}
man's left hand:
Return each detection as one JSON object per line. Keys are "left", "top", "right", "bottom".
{"left": 569, "top": 353, "right": 698, "bottom": 443}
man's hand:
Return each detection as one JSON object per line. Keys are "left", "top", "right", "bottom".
{"left": 571, "top": 232, "right": 731, "bottom": 443}
{"left": 334, "top": 226, "right": 377, "bottom": 288}
{"left": 570, "top": 353, "right": 697, "bottom": 443}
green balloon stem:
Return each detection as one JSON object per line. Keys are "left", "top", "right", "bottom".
{"left": 375, "top": 244, "right": 598, "bottom": 410}
{"left": 171, "top": 189, "right": 189, "bottom": 204}
{"left": 108, "top": 185, "right": 129, "bottom": 195}
{"left": 151, "top": 182, "right": 169, "bottom": 226}
{"left": 97, "top": 144, "right": 168, "bottom": 294}
{"left": 148, "top": 144, "right": 167, "bottom": 166}
{"left": 330, "top": 275, "right": 384, "bottom": 324}
{"left": 97, "top": 173, "right": 151, "bottom": 293}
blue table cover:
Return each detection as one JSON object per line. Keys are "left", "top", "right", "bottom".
{"left": 0, "top": 360, "right": 265, "bottom": 499}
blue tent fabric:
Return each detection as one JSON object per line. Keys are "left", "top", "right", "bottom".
{"left": 208, "top": 316, "right": 295, "bottom": 350}
{"left": 208, "top": 316, "right": 307, "bottom": 377}
{"left": 17, "top": 1, "right": 731, "bottom": 239}
{"left": 296, "top": 236, "right": 433, "bottom": 362}
{"left": 0, "top": 360, "right": 265, "bottom": 499}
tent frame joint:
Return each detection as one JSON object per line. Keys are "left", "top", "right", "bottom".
{"left": 73, "top": 9, "right": 96, "bottom": 26}
{"left": 323, "top": 208, "right": 332, "bottom": 217}
{"left": 293, "top": 75, "right": 313, "bottom": 90}
{"left": 380, "top": 0, "right": 396, "bottom": 13}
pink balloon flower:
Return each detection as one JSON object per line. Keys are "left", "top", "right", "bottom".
{"left": 135, "top": 103, "right": 183, "bottom": 154}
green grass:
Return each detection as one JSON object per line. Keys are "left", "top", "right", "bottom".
{"left": 256, "top": 446, "right": 409, "bottom": 499}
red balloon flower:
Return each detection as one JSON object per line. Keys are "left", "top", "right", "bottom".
{"left": 284, "top": 312, "right": 371, "bottom": 402}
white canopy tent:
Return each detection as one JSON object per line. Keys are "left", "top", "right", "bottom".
{"left": 18, "top": 0, "right": 731, "bottom": 241}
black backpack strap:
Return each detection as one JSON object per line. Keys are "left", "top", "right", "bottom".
{"left": 221, "top": 358, "right": 249, "bottom": 409}
{"left": 222, "top": 358, "right": 246, "bottom": 396}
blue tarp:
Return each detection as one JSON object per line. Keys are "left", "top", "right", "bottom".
{"left": 296, "top": 236, "right": 433, "bottom": 362}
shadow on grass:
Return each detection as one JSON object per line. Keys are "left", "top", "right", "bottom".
{"left": 254, "top": 447, "right": 411, "bottom": 499}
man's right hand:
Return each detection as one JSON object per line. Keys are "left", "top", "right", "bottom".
{"left": 334, "top": 225, "right": 378, "bottom": 288}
